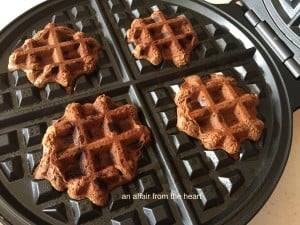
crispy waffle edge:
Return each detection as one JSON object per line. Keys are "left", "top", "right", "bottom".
{"left": 33, "top": 95, "right": 151, "bottom": 206}
{"left": 8, "top": 23, "right": 100, "bottom": 94}
{"left": 174, "top": 73, "right": 264, "bottom": 157}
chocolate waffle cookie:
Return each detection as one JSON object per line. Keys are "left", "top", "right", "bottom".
{"left": 34, "top": 95, "right": 151, "bottom": 206}
{"left": 8, "top": 23, "right": 100, "bottom": 93}
{"left": 127, "top": 10, "right": 198, "bottom": 67}
{"left": 175, "top": 73, "right": 264, "bottom": 157}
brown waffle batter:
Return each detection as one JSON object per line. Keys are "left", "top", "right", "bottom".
{"left": 175, "top": 73, "right": 264, "bottom": 157}
{"left": 34, "top": 95, "right": 151, "bottom": 206}
{"left": 127, "top": 10, "right": 198, "bottom": 67}
{"left": 8, "top": 23, "right": 100, "bottom": 93}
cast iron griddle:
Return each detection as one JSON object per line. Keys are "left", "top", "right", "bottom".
{"left": 0, "top": 0, "right": 296, "bottom": 224}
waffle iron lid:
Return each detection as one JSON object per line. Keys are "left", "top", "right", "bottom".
{"left": 243, "top": 0, "right": 300, "bottom": 79}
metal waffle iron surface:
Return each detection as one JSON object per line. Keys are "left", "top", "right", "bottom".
{"left": 0, "top": 0, "right": 300, "bottom": 225}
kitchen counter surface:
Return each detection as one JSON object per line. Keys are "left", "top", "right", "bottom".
{"left": 0, "top": 1, "right": 299, "bottom": 225}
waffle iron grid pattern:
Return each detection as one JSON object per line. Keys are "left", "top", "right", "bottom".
{"left": 0, "top": 0, "right": 269, "bottom": 224}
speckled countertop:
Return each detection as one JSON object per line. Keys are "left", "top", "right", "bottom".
{"left": 0, "top": 1, "right": 299, "bottom": 225}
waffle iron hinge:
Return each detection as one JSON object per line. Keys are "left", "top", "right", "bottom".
{"left": 244, "top": 9, "right": 300, "bottom": 79}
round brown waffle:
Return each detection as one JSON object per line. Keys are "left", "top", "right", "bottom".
{"left": 175, "top": 73, "right": 264, "bottom": 157}
{"left": 8, "top": 23, "right": 100, "bottom": 94}
{"left": 34, "top": 95, "right": 151, "bottom": 206}
{"left": 127, "top": 10, "right": 198, "bottom": 67}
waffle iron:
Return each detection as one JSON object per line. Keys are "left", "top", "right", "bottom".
{"left": 0, "top": 0, "right": 299, "bottom": 224}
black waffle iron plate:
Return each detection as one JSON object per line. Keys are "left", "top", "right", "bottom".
{"left": 0, "top": 0, "right": 300, "bottom": 225}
